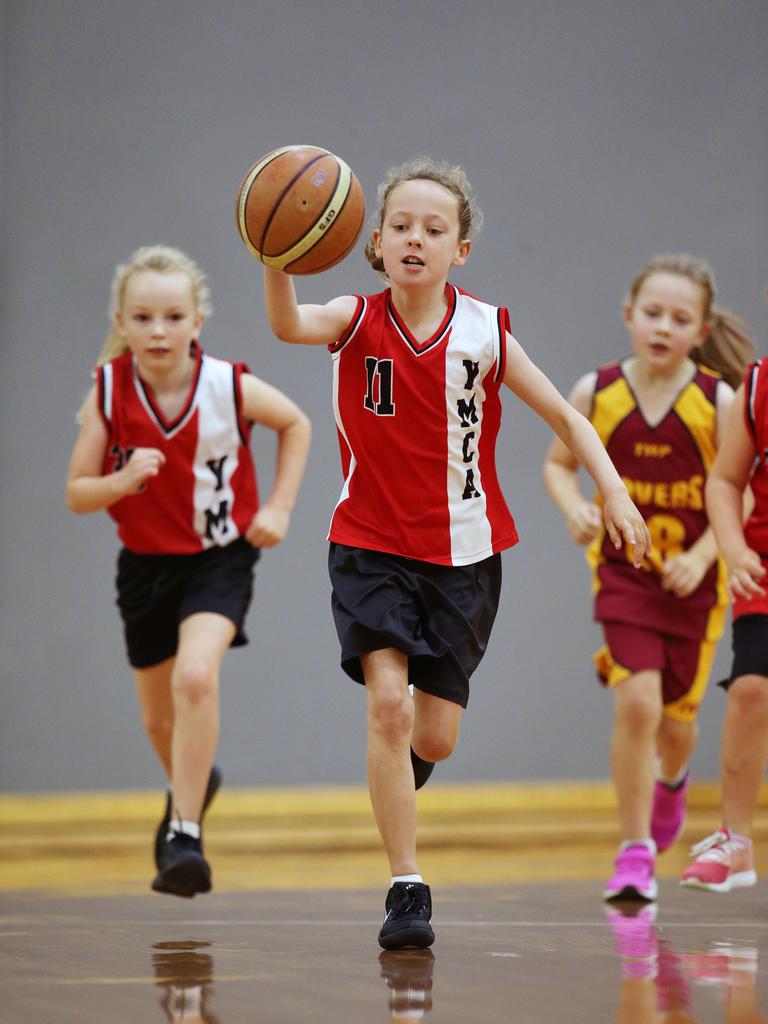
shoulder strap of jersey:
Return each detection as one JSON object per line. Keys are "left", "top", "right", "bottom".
{"left": 745, "top": 358, "right": 764, "bottom": 441}
{"left": 328, "top": 295, "right": 368, "bottom": 354}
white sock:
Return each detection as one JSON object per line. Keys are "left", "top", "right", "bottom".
{"left": 620, "top": 838, "right": 656, "bottom": 854}
{"left": 391, "top": 873, "right": 423, "bottom": 885}
{"left": 659, "top": 766, "right": 688, "bottom": 788}
{"left": 168, "top": 818, "right": 200, "bottom": 840}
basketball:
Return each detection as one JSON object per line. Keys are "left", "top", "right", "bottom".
{"left": 235, "top": 146, "right": 366, "bottom": 275}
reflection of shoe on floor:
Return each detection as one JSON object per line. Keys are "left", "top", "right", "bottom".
{"left": 152, "top": 946, "right": 216, "bottom": 1024}
{"left": 154, "top": 765, "right": 223, "bottom": 870}
{"left": 411, "top": 749, "right": 435, "bottom": 790}
{"left": 378, "top": 882, "right": 435, "bottom": 950}
{"left": 379, "top": 949, "right": 435, "bottom": 1016}
{"left": 604, "top": 903, "right": 658, "bottom": 980}
{"left": 604, "top": 843, "right": 657, "bottom": 902}
{"left": 680, "top": 830, "right": 756, "bottom": 893}
{"left": 656, "top": 940, "right": 692, "bottom": 1013}
{"left": 152, "top": 832, "right": 212, "bottom": 898}
{"left": 681, "top": 941, "right": 758, "bottom": 989}
{"left": 651, "top": 774, "right": 689, "bottom": 852}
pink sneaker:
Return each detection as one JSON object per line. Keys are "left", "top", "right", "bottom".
{"left": 604, "top": 843, "right": 658, "bottom": 902}
{"left": 680, "top": 830, "right": 756, "bottom": 893}
{"left": 651, "top": 774, "right": 689, "bottom": 852}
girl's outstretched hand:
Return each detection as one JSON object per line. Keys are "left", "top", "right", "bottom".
{"left": 727, "top": 547, "right": 767, "bottom": 602}
{"left": 602, "top": 491, "right": 652, "bottom": 568}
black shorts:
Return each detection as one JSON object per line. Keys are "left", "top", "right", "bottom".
{"left": 116, "top": 538, "right": 260, "bottom": 669}
{"left": 719, "top": 614, "right": 768, "bottom": 690}
{"left": 328, "top": 542, "right": 502, "bottom": 708}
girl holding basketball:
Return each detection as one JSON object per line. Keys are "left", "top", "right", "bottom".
{"left": 258, "top": 156, "right": 650, "bottom": 949}
{"left": 67, "top": 245, "right": 311, "bottom": 898}
{"left": 543, "top": 254, "right": 754, "bottom": 902}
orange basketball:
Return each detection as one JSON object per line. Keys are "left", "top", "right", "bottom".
{"left": 235, "top": 146, "right": 366, "bottom": 275}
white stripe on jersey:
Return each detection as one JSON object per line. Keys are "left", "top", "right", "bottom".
{"left": 192, "top": 357, "right": 240, "bottom": 549}
{"left": 445, "top": 293, "right": 494, "bottom": 564}
{"left": 328, "top": 353, "right": 357, "bottom": 537}
{"left": 101, "top": 363, "right": 113, "bottom": 422}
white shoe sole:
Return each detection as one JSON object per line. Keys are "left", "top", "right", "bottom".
{"left": 680, "top": 869, "right": 757, "bottom": 893}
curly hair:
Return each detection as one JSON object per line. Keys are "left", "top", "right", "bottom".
{"left": 363, "top": 157, "right": 482, "bottom": 274}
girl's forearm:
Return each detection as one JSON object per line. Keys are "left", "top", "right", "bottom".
{"left": 706, "top": 477, "right": 750, "bottom": 563}
{"left": 263, "top": 268, "right": 302, "bottom": 342}
{"left": 264, "top": 414, "right": 312, "bottom": 512}
{"left": 565, "top": 414, "right": 627, "bottom": 502}
{"left": 67, "top": 473, "right": 126, "bottom": 515}
{"left": 543, "top": 459, "right": 588, "bottom": 518}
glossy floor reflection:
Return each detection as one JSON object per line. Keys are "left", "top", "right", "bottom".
{"left": 2, "top": 881, "right": 767, "bottom": 1023}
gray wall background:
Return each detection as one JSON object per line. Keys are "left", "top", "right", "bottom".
{"left": 1, "top": 0, "right": 766, "bottom": 793}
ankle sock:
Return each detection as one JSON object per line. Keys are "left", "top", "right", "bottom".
{"left": 659, "top": 767, "right": 688, "bottom": 789}
{"left": 168, "top": 818, "right": 201, "bottom": 840}
{"left": 620, "top": 838, "right": 656, "bottom": 854}
{"left": 391, "top": 873, "right": 423, "bottom": 885}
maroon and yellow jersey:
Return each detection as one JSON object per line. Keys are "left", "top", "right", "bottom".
{"left": 97, "top": 347, "right": 259, "bottom": 554}
{"left": 586, "top": 361, "right": 727, "bottom": 640}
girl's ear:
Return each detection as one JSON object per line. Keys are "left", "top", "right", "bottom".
{"left": 371, "top": 229, "right": 382, "bottom": 258}
{"left": 452, "top": 239, "right": 472, "bottom": 268}
{"left": 622, "top": 302, "right": 634, "bottom": 328}
{"left": 113, "top": 309, "right": 126, "bottom": 338}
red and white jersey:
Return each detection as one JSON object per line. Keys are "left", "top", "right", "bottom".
{"left": 327, "top": 284, "right": 519, "bottom": 566}
{"left": 97, "top": 347, "right": 259, "bottom": 554}
{"left": 734, "top": 358, "right": 768, "bottom": 620}
{"left": 744, "top": 359, "right": 768, "bottom": 556}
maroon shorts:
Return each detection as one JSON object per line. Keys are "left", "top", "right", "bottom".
{"left": 594, "top": 621, "right": 717, "bottom": 721}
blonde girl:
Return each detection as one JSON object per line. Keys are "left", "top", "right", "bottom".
{"left": 543, "top": 254, "right": 754, "bottom": 902}
{"left": 67, "top": 245, "right": 311, "bottom": 898}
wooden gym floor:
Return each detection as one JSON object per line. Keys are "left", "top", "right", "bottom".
{"left": 2, "top": 781, "right": 768, "bottom": 1023}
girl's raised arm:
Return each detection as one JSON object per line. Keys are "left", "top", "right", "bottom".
{"left": 239, "top": 373, "right": 311, "bottom": 547}
{"left": 263, "top": 267, "right": 359, "bottom": 346}
{"left": 503, "top": 333, "right": 651, "bottom": 566}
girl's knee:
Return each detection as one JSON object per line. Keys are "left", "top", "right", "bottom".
{"left": 616, "top": 687, "right": 661, "bottom": 732}
{"left": 368, "top": 689, "right": 414, "bottom": 740}
{"left": 413, "top": 732, "right": 457, "bottom": 762}
{"left": 172, "top": 660, "right": 217, "bottom": 706}
{"left": 729, "top": 675, "right": 768, "bottom": 720}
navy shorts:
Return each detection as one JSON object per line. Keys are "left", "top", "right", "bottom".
{"left": 328, "top": 542, "right": 502, "bottom": 708}
{"left": 116, "top": 538, "right": 260, "bottom": 669}
{"left": 719, "top": 614, "right": 768, "bottom": 690}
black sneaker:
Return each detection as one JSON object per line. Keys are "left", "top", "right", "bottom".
{"left": 379, "top": 949, "right": 434, "bottom": 1014}
{"left": 378, "top": 882, "right": 435, "bottom": 950}
{"left": 154, "top": 765, "right": 222, "bottom": 869}
{"left": 410, "top": 748, "right": 435, "bottom": 790}
{"left": 152, "top": 832, "right": 212, "bottom": 898}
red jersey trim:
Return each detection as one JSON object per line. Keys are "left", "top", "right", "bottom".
{"left": 329, "top": 296, "right": 366, "bottom": 354}
{"left": 133, "top": 343, "right": 204, "bottom": 436}
{"left": 745, "top": 359, "right": 763, "bottom": 441}
{"left": 386, "top": 284, "right": 457, "bottom": 355}
{"left": 495, "top": 307, "right": 509, "bottom": 383}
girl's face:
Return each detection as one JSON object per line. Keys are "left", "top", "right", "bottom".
{"left": 372, "top": 179, "right": 471, "bottom": 289}
{"left": 115, "top": 271, "right": 203, "bottom": 373}
{"left": 624, "top": 272, "right": 709, "bottom": 371}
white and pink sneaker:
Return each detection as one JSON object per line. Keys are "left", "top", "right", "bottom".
{"left": 680, "top": 830, "right": 756, "bottom": 893}
{"left": 604, "top": 842, "right": 658, "bottom": 902}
